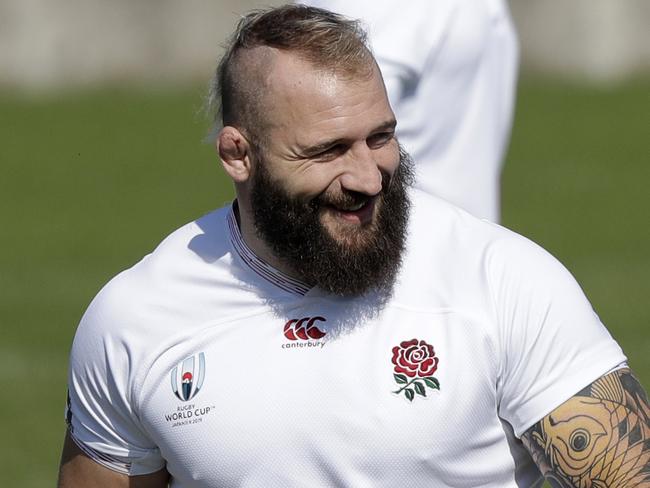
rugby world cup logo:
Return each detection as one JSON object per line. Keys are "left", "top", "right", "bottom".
{"left": 171, "top": 352, "right": 205, "bottom": 402}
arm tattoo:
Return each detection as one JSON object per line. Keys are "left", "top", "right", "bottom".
{"left": 521, "top": 368, "right": 650, "bottom": 487}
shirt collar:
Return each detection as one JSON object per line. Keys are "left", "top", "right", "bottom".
{"left": 227, "top": 204, "right": 311, "bottom": 296}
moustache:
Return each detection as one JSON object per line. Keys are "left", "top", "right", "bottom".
{"left": 311, "top": 170, "right": 393, "bottom": 210}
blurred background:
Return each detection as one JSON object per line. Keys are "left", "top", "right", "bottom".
{"left": 1, "top": 0, "right": 648, "bottom": 485}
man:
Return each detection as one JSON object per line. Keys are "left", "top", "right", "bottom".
{"left": 297, "top": 0, "right": 519, "bottom": 223}
{"left": 59, "top": 5, "right": 649, "bottom": 487}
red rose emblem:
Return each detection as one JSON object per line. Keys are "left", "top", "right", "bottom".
{"left": 391, "top": 339, "right": 440, "bottom": 402}
{"left": 392, "top": 338, "right": 438, "bottom": 378}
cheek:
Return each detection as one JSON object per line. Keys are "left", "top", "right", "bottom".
{"left": 269, "top": 161, "right": 334, "bottom": 197}
{"left": 376, "top": 141, "right": 400, "bottom": 175}
{"left": 291, "top": 172, "right": 341, "bottom": 203}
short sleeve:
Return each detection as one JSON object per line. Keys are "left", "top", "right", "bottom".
{"left": 65, "top": 283, "right": 165, "bottom": 476}
{"left": 487, "top": 234, "right": 627, "bottom": 437}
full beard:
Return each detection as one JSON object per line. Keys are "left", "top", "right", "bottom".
{"left": 250, "top": 145, "right": 414, "bottom": 297}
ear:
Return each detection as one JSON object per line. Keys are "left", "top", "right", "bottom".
{"left": 216, "top": 126, "right": 252, "bottom": 183}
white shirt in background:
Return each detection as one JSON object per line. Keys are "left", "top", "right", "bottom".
{"left": 299, "top": 0, "right": 519, "bottom": 222}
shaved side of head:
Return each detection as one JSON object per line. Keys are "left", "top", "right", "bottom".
{"left": 208, "top": 4, "right": 375, "bottom": 151}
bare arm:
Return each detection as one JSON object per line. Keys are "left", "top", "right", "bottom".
{"left": 521, "top": 368, "right": 650, "bottom": 487}
{"left": 57, "top": 431, "right": 169, "bottom": 488}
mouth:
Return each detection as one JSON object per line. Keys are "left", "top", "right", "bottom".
{"left": 326, "top": 197, "right": 377, "bottom": 225}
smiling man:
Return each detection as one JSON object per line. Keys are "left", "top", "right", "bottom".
{"left": 59, "top": 5, "right": 649, "bottom": 488}
{"left": 217, "top": 29, "right": 411, "bottom": 298}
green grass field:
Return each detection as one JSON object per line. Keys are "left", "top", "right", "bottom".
{"left": 1, "top": 77, "right": 648, "bottom": 485}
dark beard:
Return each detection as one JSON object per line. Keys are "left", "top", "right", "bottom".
{"left": 250, "top": 146, "right": 414, "bottom": 297}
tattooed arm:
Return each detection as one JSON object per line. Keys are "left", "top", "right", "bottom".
{"left": 521, "top": 368, "right": 650, "bottom": 487}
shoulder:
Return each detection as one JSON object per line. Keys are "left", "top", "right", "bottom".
{"left": 408, "top": 189, "right": 568, "bottom": 276}
{"left": 401, "top": 190, "right": 608, "bottom": 328}
{"left": 71, "top": 206, "right": 232, "bottom": 365}
{"left": 406, "top": 190, "right": 607, "bottom": 325}
{"left": 404, "top": 190, "right": 544, "bottom": 275}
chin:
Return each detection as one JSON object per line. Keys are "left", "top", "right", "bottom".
{"left": 320, "top": 216, "right": 378, "bottom": 250}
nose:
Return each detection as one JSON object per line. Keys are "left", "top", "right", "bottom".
{"left": 338, "top": 145, "right": 383, "bottom": 196}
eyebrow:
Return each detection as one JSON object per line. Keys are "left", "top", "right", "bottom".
{"left": 300, "top": 119, "right": 397, "bottom": 156}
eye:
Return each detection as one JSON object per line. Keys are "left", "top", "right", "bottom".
{"left": 367, "top": 131, "right": 394, "bottom": 149}
{"left": 311, "top": 144, "right": 347, "bottom": 161}
{"left": 569, "top": 429, "right": 590, "bottom": 452}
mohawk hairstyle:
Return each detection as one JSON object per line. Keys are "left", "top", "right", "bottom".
{"left": 206, "top": 4, "right": 373, "bottom": 148}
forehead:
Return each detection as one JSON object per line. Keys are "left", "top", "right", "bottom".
{"left": 264, "top": 50, "right": 394, "bottom": 145}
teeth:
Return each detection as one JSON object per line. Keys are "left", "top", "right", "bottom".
{"left": 341, "top": 202, "right": 365, "bottom": 211}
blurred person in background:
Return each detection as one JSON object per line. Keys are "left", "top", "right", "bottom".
{"left": 297, "top": 0, "right": 519, "bottom": 222}
{"left": 58, "top": 4, "right": 648, "bottom": 487}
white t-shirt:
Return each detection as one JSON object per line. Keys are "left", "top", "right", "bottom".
{"left": 66, "top": 190, "right": 625, "bottom": 487}
{"left": 299, "top": 0, "right": 519, "bottom": 222}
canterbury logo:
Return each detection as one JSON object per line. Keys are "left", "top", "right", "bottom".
{"left": 284, "top": 316, "right": 326, "bottom": 340}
